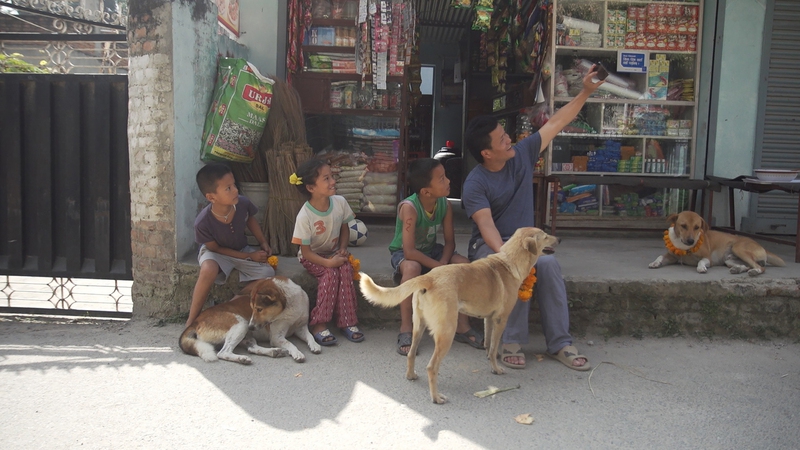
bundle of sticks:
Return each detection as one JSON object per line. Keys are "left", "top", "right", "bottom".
{"left": 260, "top": 77, "right": 312, "bottom": 256}
{"left": 264, "top": 143, "right": 312, "bottom": 255}
{"left": 230, "top": 149, "right": 269, "bottom": 183}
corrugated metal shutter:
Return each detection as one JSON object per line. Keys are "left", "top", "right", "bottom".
{"left": 748, "top": 0, "right": 800, "bottom": 235}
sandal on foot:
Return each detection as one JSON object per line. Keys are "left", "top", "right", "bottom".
{"left": 313, "top": 329, "right": 338, "bottom": 346}
{"left": 454, "top": 328, "right": 484, "bottom": 349}
{"left": 340, "top": 326, "right": 364, "bottom": 343}
{"left": 499, "top": 343, "right": 526, "bottom": 369}
{"left": 547, "top": 345, "right": 591, "bottom": 371}
{"left": 396, "top": 331, "right": 412, "bottom": 356}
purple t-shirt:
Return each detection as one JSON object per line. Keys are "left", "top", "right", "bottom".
{"left": 194, "top": 195, "right": 257, "bottom": 251}
{"left": 462, "top": 132, "right": 542, "bottom": 247}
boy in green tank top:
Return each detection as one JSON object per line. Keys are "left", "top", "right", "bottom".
{"left": 388, "top": 158, "right": 483, "bottom": 356}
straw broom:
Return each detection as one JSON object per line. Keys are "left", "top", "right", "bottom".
{"left": 260, "top": 77, "right": 312, "bottom": 255}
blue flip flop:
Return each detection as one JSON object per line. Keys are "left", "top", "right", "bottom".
{"left": 313, "top": 329, "right": 338, "bottom": 346}
{"left": 340, "top": 326, "right": 365, "bottom": 343}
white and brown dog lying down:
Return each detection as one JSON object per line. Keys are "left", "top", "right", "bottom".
{"left": 649, "top": 210, "right": 785, "bottom": 276}
{"left": 179, "top": 277, "right": 321, "bottom": 364}
{"left": 359, "top": 227, "right": 559, "bottom": 404}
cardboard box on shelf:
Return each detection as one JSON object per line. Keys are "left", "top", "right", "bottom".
{"left": 305, "top": 26, "right": 336, "bottom": 46}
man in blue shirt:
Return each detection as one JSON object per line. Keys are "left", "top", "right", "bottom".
{"left": 462, "top": 67, "right": 604, "bottom": 371}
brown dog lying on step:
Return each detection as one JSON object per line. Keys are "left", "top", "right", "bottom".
{"left": 649, "top": 210, "right": 785, "bottom": 276}
{"left": 180, "top": 277, "right": 321, "bottom": 364}
{"left": 359, "top": 227, "right": 559, "bottom": 404}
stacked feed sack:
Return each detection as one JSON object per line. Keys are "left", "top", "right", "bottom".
{"left": 362, "top": 171, "right": 398, "bottom": 214}
{"left": 334, "top": 163, "right": 367, "bottom": 212}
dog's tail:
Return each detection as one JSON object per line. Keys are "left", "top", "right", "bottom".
{"left": 178, "top": 326, "right": 200, "bottom": 356}
{"left": 359, "top": 272, "right": 432, "bottom": 308}
{"left": 766, "top": 252, "right": 786, "bottom": 267}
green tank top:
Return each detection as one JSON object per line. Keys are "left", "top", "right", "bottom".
{"left": 388, "top": 194, "right": 448, "bottom": 254}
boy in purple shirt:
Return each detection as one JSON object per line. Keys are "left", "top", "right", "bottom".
{"left": 185, "top": 163, "right": 274, "bottom": 327}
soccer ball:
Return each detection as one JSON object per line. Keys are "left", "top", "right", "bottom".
{"left": 348, "top": 219, "right": 368, "bottom": 246}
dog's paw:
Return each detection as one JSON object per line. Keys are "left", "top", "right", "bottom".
{"left": 222, "top": 354, "right": 253, "bottom": 365}
{"left": 290, "top": 352, "right": 306, "bottom": 363}
{"left": 406, "top": 370, "right": 419, "bottom": 381}
{"left": 747, "top": 268, "right": 763, "bottom": 277}
{"left": 696, "top": 265, "right": 708, "bottom": 273}
{"left": 432, "top": 393, "right": 448, "bottom": 405}
{"left": 309, "top": 343, "right": 322, "bottom": 354}
{"left": 729, "top": 265, "right": 748, "bottom": 274}
{"left": 648, "top": 256, "right": 663, "bottom": 268}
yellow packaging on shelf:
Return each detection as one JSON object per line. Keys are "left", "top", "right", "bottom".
{"left": 646, "top": 54, "right": 669, "bottom": 100}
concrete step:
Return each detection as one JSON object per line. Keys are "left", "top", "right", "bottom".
{"left": 177, "top": 226, "right": 800, "bottom": 340}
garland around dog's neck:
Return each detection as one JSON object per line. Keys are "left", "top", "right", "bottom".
{"left": 663, "top": 227, "right": 704, "bottom": 256}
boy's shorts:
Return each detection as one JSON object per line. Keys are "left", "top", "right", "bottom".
{"left": 391, "top": 243, "right": 458, "bottom": 280}
{"left": 198, "top": 244, "right": 276, "bottom": 285}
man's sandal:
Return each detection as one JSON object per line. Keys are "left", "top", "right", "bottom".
{"left": 547, "top": 345, "right": 591, "bottom": 371}
{"left": 454, "top": 328, "right": 484, "bottom": 349}
{"left": 396, "top": 331, "right": 412, "bottom": 356}
{"left": 499, "top": 343, "right": 526, "bottom": 369}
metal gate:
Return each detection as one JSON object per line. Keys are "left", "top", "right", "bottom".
{"left": 0, "top": 1, "right": 131, "bottom": 318}
{"left": 746, "top": 0, "right": 800, "bottom": 235}
{"left": 0, "top": 74, "right": 132, "bottom": 317}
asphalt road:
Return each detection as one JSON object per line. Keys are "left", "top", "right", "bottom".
{"left": 1, "top": 317, "right": 798, "bottom": 449}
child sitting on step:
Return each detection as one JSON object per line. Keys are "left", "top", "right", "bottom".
{"left": 388, "top": 158, "right": 483, "bottom": 356}
{"left": 186, "top": 162, "right": 274, "bottom": 328}
{"left": 290, "top": 158, "right": 364, "bottom": 346}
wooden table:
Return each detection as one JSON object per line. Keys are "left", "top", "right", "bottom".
{"left": 706, "top": 175, "right": 800, "bottom": 263}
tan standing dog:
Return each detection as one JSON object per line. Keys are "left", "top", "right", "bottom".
{"left": 180, "top": 277, "right": 321, "bottom": 364}
{"left": 359, "top": 227, "right": 559, "bottom": 404}
{"left": 649, "top": 211, "right": 785, "bottom": 276}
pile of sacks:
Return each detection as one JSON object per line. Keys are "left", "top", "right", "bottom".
{"left": 331, "top": 162, "right": 367, "bottom": 212}
{"left": 329, "top": 153, "right": 398, "bottom": 214}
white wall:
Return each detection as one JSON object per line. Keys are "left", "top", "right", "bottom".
{"left": 172, "top": 2, "right": 220, "bottom": 261}
{"left": 172, "top": 0, "right": 286, "bottom": 261}
{"left": 710, "top": 0, "right": 766, "bottom": 227}
{"left": 238, "top": 0, "right": 287, "bottom": 79}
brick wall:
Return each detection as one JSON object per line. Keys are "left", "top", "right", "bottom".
{"left": 127, "top": 2, "right": 181, "bottom": 317}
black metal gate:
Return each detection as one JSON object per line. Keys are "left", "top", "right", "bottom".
{"left": 0, "top": 74, "right": 132, "bottom": 317}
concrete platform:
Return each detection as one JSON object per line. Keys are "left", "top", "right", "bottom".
{"left": 277, "top": 200, "right": 800, "bottom": 338}
{"left": 190, "top": 200, "right": 799, "bottom": 339}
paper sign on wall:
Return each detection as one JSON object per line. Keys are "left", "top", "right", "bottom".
{"left": 216, "top": 0, "right": 240, "bottom": 37}
{"left": 617, "top": 51, "right": 647, "bottom": 73}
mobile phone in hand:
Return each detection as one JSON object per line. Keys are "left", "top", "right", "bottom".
{"left": 595, "top": 62, "right": 609, "bottom": 81}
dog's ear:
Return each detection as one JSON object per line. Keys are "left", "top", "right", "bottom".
{"left": 701, "top": 216, "right": 709, "bottom": 232}
{"left": 249, "top": 285, "right": 260, "bottom": 303}
{"left": 526, "top": 236, "right": 540, "bottom": 255}
{"left": 666, "top": 213, "right": 679, "bottom": 226}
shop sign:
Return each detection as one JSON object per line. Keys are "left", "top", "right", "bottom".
{"left": 616, "top": 51, "right": 647, "bottom": 73}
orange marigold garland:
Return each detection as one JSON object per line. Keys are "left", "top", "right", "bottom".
{"left": 518, "top": 267, "right": 537, "bottom": 301}
{"left": 267, "top": 256, "right": 279, "bottom": 269}
{"left": 663, "top": 230, "right": 704, "bottom": 256}
{"left": 348, "top": 254, "right": 361, "bottom": 281}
